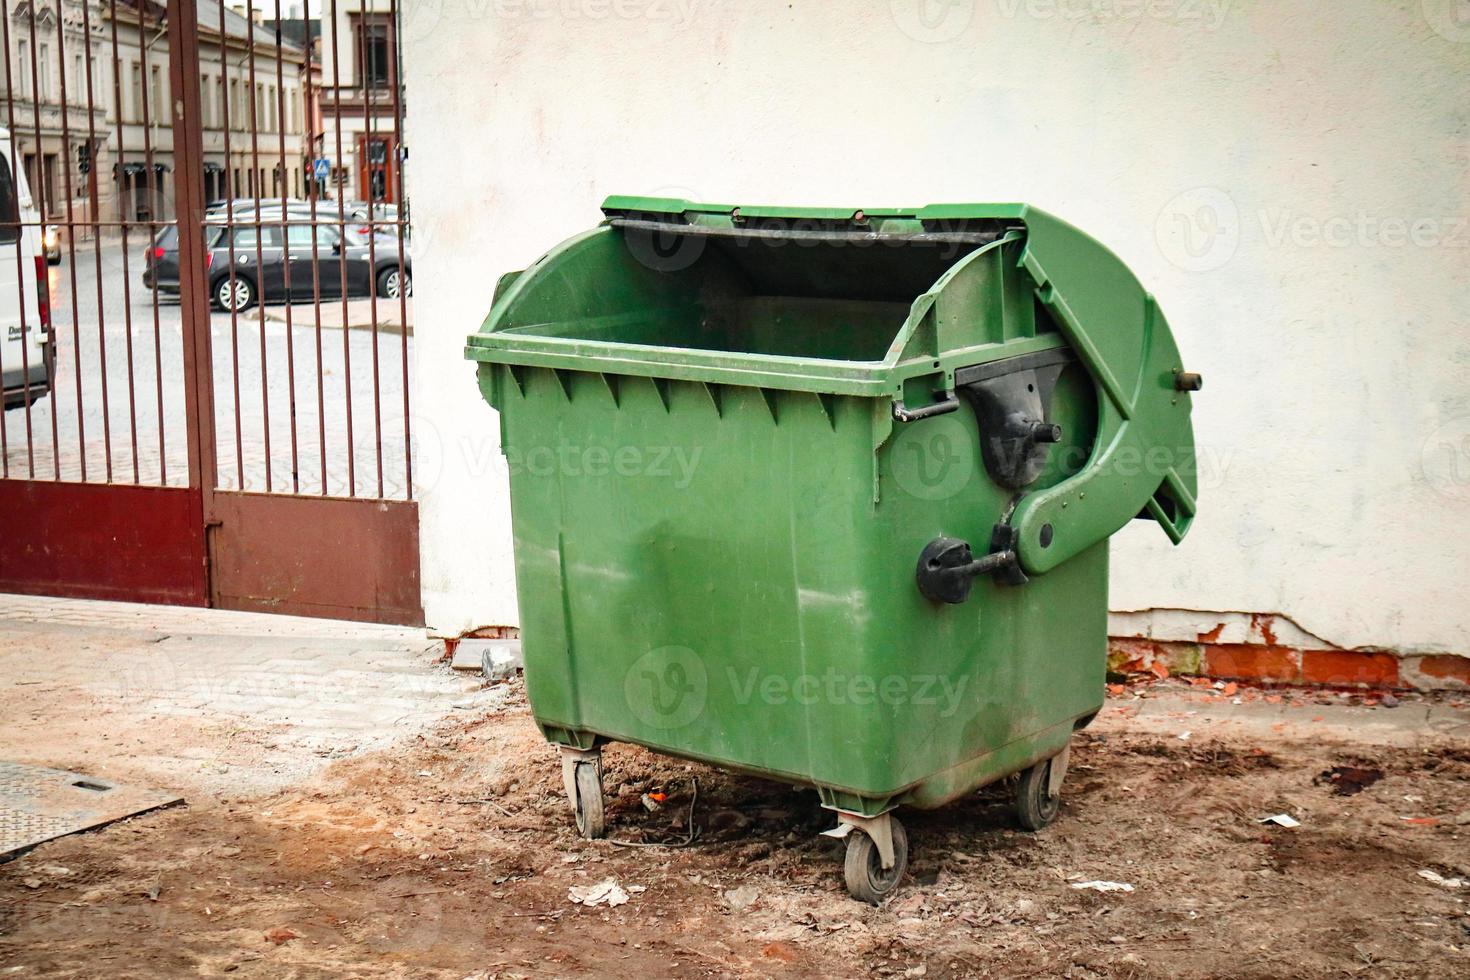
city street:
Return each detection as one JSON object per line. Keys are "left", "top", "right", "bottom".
{"left": 2, "top": 236, "right": 414, "bottom": 499}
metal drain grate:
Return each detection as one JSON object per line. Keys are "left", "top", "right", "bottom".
{"left": 0, "top": 762, "right": 182, "bottom": 860}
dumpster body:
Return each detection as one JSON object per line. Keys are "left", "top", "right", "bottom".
{"left": 467, "top": 199, "right": 1198, "bottom": 901}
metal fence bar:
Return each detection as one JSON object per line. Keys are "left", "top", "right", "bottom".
{"left": 271, "top": 21, "right": 299, "bottom": 494}
{"left": 327, "top": 0, "right": 355, "bottom": 498}
{"left": 52, "top": 0, "right": 87, "bottom": 483}
{"left": 135, "top": 0, "right": 168, "bottom": 485}
{"left": 168, "top": 0, "right": 218, "bottom": 504}
{"left": 80, "top": 0, "right": 113, "bottom": 482}
{"left": 1, "top": 8, "right": 35, "bottom": 477}
{"left": 358, "top": 0, "right": 383, "bottom": 499}
{"left": 388, "top": 0, "right": 411, "bottom": 499}
{"left": 22, "top": 0, "right": 59, "bottom": 478}
{"left": 0, "top": 10, "right": 18, "bottom": 477}
{"left": 243, "top": 1, "right": 271, "bottom": 493}
{"left": 216, "top": 0, "right": 244, "bottom": 489}
{"left": 304, "top": 59, "right": 327, "bottom": 495}
{"left": 106, "top": 0, "right": 140, "bottom": 484}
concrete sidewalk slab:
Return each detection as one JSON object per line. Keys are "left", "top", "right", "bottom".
{"left": 261, "top": 296, "right": 413, "bottom": 334}
{"left": 0, "top": 594, "right": 492, "bottom": 799}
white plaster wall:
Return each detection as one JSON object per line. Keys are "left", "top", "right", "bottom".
{"left": 402, "top": 0, "right": 1470, "bottom": 653}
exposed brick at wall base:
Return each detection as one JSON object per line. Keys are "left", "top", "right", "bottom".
{"left": 1107, "top": 638, "right": 1470, "bottom": 692}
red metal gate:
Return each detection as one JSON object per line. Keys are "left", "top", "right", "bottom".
{"left": 0, "top": 0, "right": 420, "bottom": 626}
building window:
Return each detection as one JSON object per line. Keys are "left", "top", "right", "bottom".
{"left": 131, "top": 63, "right": 143, "bottom": 122}
{"left": 39, "top": 43, "right": 51, "bottom": 101}
{"left": 17, "top": 41, "right": 28, "bottom": 98}
{"left": 268, "top": 84, "right": 277, "bottom": 131}
{"left": 357, "top": 22, "right": 392, "bottom": 89}
{"left": 150, "top": 65, "right": 162, "bottom": 122}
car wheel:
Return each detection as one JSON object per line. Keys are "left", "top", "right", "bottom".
{"left": 214, "top": 275, "right": 255, "bottom": 312}
{"left": 377, "top": 266, "right": 411, "bottom": 300}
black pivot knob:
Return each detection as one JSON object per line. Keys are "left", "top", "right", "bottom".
{"left": 1029, "top": 420, "right": 1062, "bottom": 443}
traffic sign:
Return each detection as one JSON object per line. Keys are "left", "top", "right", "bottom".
{"left": 313, "top": 158, "right": 330, "bottom": 179}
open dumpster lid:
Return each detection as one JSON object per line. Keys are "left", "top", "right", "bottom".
{"left": 468, "top": 197, "right": 1199, "bottom": 561}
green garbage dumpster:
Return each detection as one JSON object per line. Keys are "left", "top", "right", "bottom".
{"left": 466, "top": 198, "right": 1199, "bottom": 903}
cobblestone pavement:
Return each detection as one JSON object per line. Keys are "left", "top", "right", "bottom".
{"left": 0, "top": 593, "right": 488, "bottom": 798}
{"left": 2, "top": 238, "right": 414, "bottom": 498}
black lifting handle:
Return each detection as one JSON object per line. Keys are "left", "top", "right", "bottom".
{"left": 915, "top": 536, "right": 1020, "bottom": 604}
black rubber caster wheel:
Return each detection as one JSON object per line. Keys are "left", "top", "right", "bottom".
{"left": 572, "top": 761, "right": 605, "bottom": 840}
{"left": 843, "top": 817, "right": 909, "bottom": 905}
{"left": 1015, "top": 757, "right": 1061, "bottom": 831}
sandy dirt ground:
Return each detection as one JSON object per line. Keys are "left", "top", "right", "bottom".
{"left": 2, "top": 677, "right": 1468, "bottom": 979}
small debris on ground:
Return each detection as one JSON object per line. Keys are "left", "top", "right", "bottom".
{"left": 723, "top": 885, "right": 760, "bottom": 910}
{"left": 1316, "top": 766, "right": 1383, "bottom": 796}
{"left": 1259, "top": 813, "right": 1302, "bottom": 828}
{"left": 1417, "top": 869, "right": 1465, "bottom": 889}
{"left": 1070, "top": 880, "right": 1134, "bottom": 893}
{"left": 568, "top": 879, "right": 630, "bottom": 907}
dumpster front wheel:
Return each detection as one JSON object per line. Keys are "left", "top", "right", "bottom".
{"left": 560, "top": 747, "right": 606, "bottom": 840}
{"left": 843, "top": 816, "right": 909, "bottom": 905}
{"left": 572, "top": 761, "right": 605, "bottom": 839}
{"left": 1015, "top": 745, "right": 1070, "bottom": 831}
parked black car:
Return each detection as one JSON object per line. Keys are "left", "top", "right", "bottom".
{"left": 143, "top": 218, "right": 411, "bottom": 311}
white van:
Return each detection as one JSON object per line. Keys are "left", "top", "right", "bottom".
{"left": 0, "top": 126, "right": 52, "bottom": 411}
